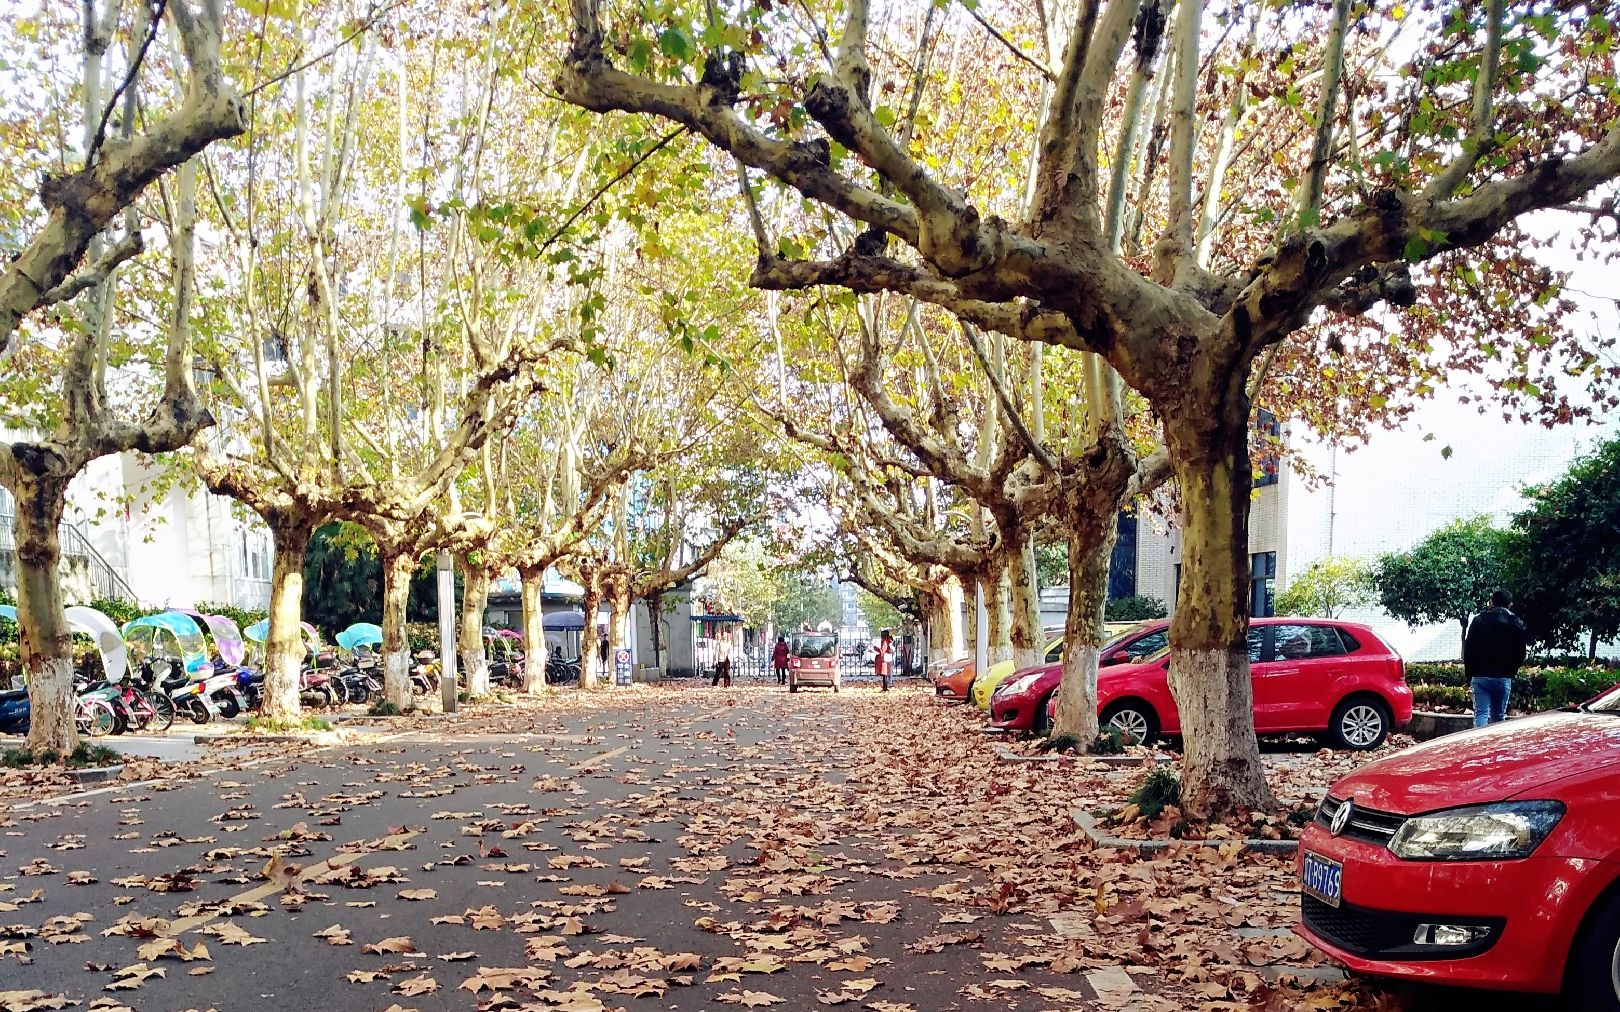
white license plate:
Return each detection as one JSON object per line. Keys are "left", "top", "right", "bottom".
{"left": 1302, "top": 852, "right": 1343, "bottom": 908}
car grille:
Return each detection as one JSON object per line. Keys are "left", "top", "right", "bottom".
{"left": 1302, "top": 896, "right": 1503, "bottom": 961}
{"left": 1315, "top": 796, "right": 1406, "bottom": 845}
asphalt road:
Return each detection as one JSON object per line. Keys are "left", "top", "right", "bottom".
{"left": 0, "top": 686, "right": 1564, "bottom": 1012}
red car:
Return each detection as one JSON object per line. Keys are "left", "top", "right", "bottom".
{"left": 986, "top": 622, "right": 1171, "bottom": 733}
{"left": 999, "top": 618, "right": 1412, "bottom": 751}
{"left": 1296, "top": 684, "right": 1620, "bottom": 1004}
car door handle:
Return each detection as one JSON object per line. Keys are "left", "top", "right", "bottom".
{"left": 1268, "top": 667, "right": 1301, "bottom": 675}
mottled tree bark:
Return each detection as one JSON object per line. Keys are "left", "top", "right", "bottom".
{"left": 1050, "top": 526, "right": 1114, "bottom": 744}
{"left": 459, "top": 562, "right": 491, "bottom": 696}
{"left": 519, "top": 565, "right": 549, "bottom": 693}
{"left": 1164, "top": 412, "right": 1275, "bottom": 815}
{"left": 606, "top": 588, "right": 631, "bottom": 685}
{"left": 579, "top": 580, "right": 602, "bottom": 689}
{"left": 17, "top": 474, "right": 75, "bottom": 754}
{"left": 263, "top": 519, "right": 314, "bottom": 722}
{"left": 380, "top": 551, "right": 416, "bottom": 708}
{"left": 1006, "top": 536, "right": 1043, "bottom": 669}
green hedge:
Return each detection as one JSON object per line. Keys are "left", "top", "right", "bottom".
{"left": 1406, "top": 662, "right": 1620, "bottom": 712}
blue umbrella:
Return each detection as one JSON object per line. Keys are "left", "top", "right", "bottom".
{"left": 337, "top": 623, "right": 384, "bottom": 651}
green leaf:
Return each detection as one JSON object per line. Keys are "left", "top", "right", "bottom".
{"left": 1403, "top": 235, "right": 1428, "bottom": 261}
{"left": 658, "top": 27, "right": 696, "bottom": 62}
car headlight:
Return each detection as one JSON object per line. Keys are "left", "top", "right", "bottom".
{"left": 1388, "top": 801, "right": 1565, "bottom": 861}
{"left": 995, "top": 674, "right": 1039, "bottom": 698}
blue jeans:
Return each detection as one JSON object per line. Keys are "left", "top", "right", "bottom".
{"left": 1472, "top": 677, "right": 1511, "bottom": 727}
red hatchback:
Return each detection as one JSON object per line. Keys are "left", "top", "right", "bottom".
{"left": 1297, "top": 685, "right": 1620, "bottom": 1004}
{"left": 996, "top": 618, "right": 1412, "bottom": 750}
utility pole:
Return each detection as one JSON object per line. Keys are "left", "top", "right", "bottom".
{"left": 437, "top": 550, "right": 458, "bottom": 714}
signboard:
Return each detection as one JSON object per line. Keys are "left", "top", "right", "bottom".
{"left": 614, "top": 648, "right": 632, "bottom": 687}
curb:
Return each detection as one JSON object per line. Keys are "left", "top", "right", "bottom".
{"left": 1071, "top": 809, "right": 1299, "bottom": 856}
{"left": 66, "top": 763, "right": 124, "bottom": 784}
{"left": 1405, "top": 710, "right": 1474, "bottom": 741}
{"left": 992, "top": 745, "right": 1176, "bottom": 768}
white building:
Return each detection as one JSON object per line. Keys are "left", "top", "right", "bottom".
{"left": 0, "top": 441, "right": 272, "bottom": 612}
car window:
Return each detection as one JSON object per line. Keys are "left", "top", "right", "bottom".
{"left": 1045, "top": 641, "right": 1063, "bottom": 663}
{"left": 1248, "top": 628, "right": 1265, "bottom": 662}
{"left": 1336, "top": 628, "right": 1361, "bottom": 652}
{"left": 1270, "top": 624, "right": 1346, "bottom": 660}
{"left": 1122, "top": 629, "right": 1168, "bottom": 660}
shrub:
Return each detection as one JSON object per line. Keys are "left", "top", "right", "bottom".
{"left": 1128, "top": 767, "right": 1182, "bottom": 820}
{"left": 1091, "top": 726, "right": 1132, "bottom": 754}
{"left": 1105, "top": 596, "right": 1169, "bottom": 622}
{"left": 87, "top": 597, "right": 145, "bottom": 627}
{"left": 1412, "top": 683, "right": 1471, "bottom": 710}
{"left": 368, "top": 700, "right": 402, "bottom": 717}
{"left": 1406, "top": 664, "right": 1620, "bottom": 712}
{"left": 194, "top": 601, "right": 268, "bottom": 633}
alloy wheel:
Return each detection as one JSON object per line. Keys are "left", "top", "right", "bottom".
{"left": 1109, "top": 709, "right": 1150, "bottom": 743}
{"left": 1609, "top": 935, "right": 1619, "bottom": 1001}
{"left": 1340, "top": 705, "right": 1384, "bottom": 748}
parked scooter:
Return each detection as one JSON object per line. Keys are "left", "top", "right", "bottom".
{"left": 409, "top": 651, "right": 439, "bottom": 695}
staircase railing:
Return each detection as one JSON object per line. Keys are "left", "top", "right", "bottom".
{"left": 0, "top": 509, "right": 139, "bottom": 604}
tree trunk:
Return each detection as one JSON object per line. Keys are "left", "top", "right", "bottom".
{"left": 607, "top": 589, "right": 630, "bottom": 686}
{"left": 1460, "top": 616, "right": 1470, "bottom": 661}
{"left": 1590, "top": 626, "right": 1600, "bottom": 662}
{"left": 16, "top": 475, "right": 76, "bottom": 754}
{"left": 459, "top": 562, "right": 491, "bottom": 697}
{"left": 580, "top": 581, "right": 602, "bottom": 688}
{"left": 380, "top": 551, "right": 416, "bottom": 708}
{"left": 519, "top": 566, "right": 549, "bottom": 693}
{"left": 1051, "top": 525, "right": 1116, "bottom": 745}
{"left": 264, "top": 519, "right": 314, "bottom": 722}
{"left": 987, "top": 564, "right": 1013, "bottom": 664}
{"left": 943, "top": 575, "right": 965, "bottom": 660}
{"left": 1164, "top": 415, "right": 1275, "bottom": 818}
{"left": 645, "top": 591, "right": 665, "bottom": 671}
{"left": 1007, "top": 536, "right": 1042, "bottom": 669}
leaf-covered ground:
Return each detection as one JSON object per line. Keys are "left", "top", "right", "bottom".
{"left": 0, "top": 685, "right": 1555, "bottom": 1011}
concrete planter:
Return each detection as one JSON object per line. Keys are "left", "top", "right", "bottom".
{"left": 1072, "top": 809, "right": 1299, "bottom": 856}
{"left": 66, "top": 762, "right": 124, "bottom": 784}
{"left": 1405, "top": 710, "right": 1474, "bottom": 741}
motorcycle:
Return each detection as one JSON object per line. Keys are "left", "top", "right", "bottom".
{"left": 0, "top": 604, "right": 128, "bottom": 737}
{"left": 409, "top": 651, "right": 439, "bottom": 695}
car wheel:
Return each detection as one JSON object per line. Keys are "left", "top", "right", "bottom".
{"left": 1329, "top": 697, "right": 1390, "bottom": 751}
{"left": 1033, "top": 693, "right": 1053, "bottom": 736}
{"left": 1568, "top": 890, "right": 1620, "bottom": 1012}
{"left": 789, "top": 683, "right": 799, "bottom": 694}
{"left": 1100, "top": 701, "right": 1158, "bottom": 746}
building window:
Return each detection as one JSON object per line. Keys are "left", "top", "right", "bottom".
{"left": 1250, "top": 551, "right": 1276, "bottom": 617}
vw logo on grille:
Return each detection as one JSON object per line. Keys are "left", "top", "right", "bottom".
{"left": 1330, "top": 799, "right": 1354, "bottom": 836}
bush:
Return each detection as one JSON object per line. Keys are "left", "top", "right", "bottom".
{"left": 1405, "top": 662, "right": 1620, "bottom": 712}
{"left": 87, "top": 597, "right": 145, "bottom": 627}
{"left": 2, "top": 742, "right": 119, "bottom": 769}
{"left": 194, "top": 601, "right": 268, "bottom": 633}
{"left": 1128, "top": 767, "right": 1182, "bottom": 820}
{"left": 1105, "top": 596, "right": 1168, "bottom": 622}
{"left": 1091, "top": 725, "right": 1134, "bottom": 754}
{"left": 368, "top": 700, "right": 402, "bottom": 717}
{"left": 1412, "top": 683, "right": 1471, "bottom": 710}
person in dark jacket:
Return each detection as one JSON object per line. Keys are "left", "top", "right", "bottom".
{"left": 1463, "top": 589, "right": 1528, "bottom": 727}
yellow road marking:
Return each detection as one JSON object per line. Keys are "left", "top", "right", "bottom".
{"left": 166, "top": 830, "right": 420, "bottom": 935}
{"left": 569, "top": 745, "right": 630, "bottom": 770}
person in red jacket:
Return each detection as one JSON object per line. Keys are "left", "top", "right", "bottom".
{"left": 771, "top": 636, "right": 790, "bottom": 684}
{"left": 874, "top": 629, "right": 894, "bottom": 692}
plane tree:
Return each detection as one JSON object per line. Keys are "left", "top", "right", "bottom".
{"left": 559, "top": 0, "right": 1620, "bottom": 814}
{"left": 0, "top": 0, "right": 242, "bottom": 751}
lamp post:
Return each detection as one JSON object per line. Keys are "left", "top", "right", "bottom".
{"left": 437, "top": 549, "right": 457, "bottom": 714}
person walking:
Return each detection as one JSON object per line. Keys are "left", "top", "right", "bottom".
{"left": 772, "top": 635, "right": 790, "bottom": 685}
{"left": 1464, "top": 589, "right": 1528, "bottom": 727}
{"left": 711, "top": 637, "right": 733, "bottom": 688}
{"left": 874, "top": 629, "right": 894, "bottom": 692}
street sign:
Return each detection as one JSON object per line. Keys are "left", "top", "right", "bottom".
{"left": 614, "top": 647, "right": 632, "bottom": 687}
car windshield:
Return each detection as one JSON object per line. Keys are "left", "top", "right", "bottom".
{"left": 1584, "top": 683, "right": 1620, "bottom": 713}
{"left": 792, "top": 636, "right": 838, "bottom": 658}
